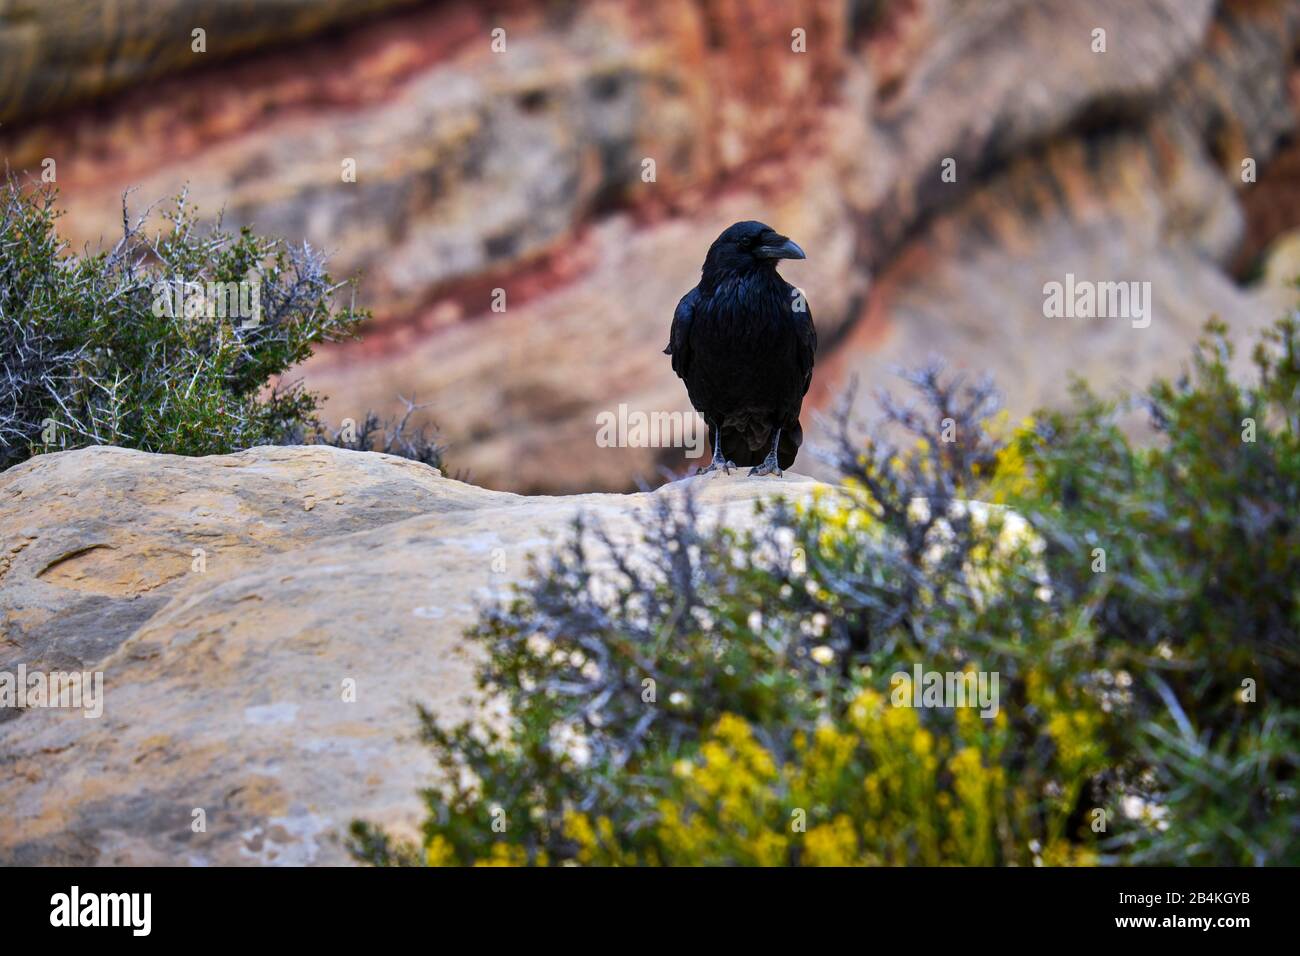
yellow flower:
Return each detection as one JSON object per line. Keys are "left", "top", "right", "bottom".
{"left": 473, "top": 841, "right": 529, "bottom": 867}
{"left": 803, "top": 816, "right": 860, "bottom": 866}
{"left": 425, "top": 834, "right": 457, "bottom": 867}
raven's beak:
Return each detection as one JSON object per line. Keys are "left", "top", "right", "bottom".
{"left": 754, "top": 235, "right": 806, "bottom": 260}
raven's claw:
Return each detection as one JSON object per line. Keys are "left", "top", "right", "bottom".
{"left": 696, "top": 420, "right": 736, "bottom": 475}
{"left": 696, "top": 457, "right": 736, "bottom": 476}
{"left": 749, "top": 428, "right": 784, "bottom": 477}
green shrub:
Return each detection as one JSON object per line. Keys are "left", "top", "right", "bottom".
{"left": 0, "top": 177, "right": 366, "bottom": 468}
{"left": 351, "top": 314, "right": 1299, "bottom": 867}
{"left": 1004, "top": 316, "right": 1300, "bottom": 864}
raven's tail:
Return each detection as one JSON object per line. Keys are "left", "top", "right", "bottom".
{"left": 716, "top": 427, "right": 757, "bottom": 467}
{"left": 715, "top": 421, "right": 803, "bottom": 469}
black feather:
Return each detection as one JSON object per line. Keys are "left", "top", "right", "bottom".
{"left": 665, "top": 221, "right": 816, "bottom": 469}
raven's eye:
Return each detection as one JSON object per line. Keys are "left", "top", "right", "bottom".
{"left": 738, "top": 235, "right": 754, "bottom": 249}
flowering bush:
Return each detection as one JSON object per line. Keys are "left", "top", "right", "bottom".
{"left": 351, "top": 317, "right": 1300, "bottom": 867}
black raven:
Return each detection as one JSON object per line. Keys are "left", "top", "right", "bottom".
{"left": 664, "top": 220, "right": 816, "bottom": 476}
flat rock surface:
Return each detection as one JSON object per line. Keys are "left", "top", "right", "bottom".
{"left": 0, "top": 445, "right": 820, "bottom": 865}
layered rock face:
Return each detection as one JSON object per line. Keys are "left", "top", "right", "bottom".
{"left": 3, "top": 0, "right": 1300, "bottom": 491}
{"left": 0, "top": 0, "right": 424, "bottom": 124}
{"left": 0, "top": 445, "right": 818, "bottom": 865}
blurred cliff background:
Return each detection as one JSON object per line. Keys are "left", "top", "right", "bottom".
{"left": 3, "top": 0, "right": 1300, "bottom": 493}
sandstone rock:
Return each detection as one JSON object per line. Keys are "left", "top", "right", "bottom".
{"left": 0, "top": 445, "right": 821, "bottom": 865}
{"left": 0, "top": 444, "right": 487, "bottom": 679}
{"left": 0, "top": 0, "right": 423, "bottom": 124}
{"left": 2, "top": 0, "right": 1299, "bottom": 493}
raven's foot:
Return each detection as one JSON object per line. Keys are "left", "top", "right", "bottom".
{"left": 748, "top": 452, "right": 782, "bottom": 477}
{"left": 695, "top": 457, "right": 737, "bottom": 476}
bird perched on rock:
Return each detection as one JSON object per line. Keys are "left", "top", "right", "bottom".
{"left": 664, "top": 220, "right": 816, "bottom": 476}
